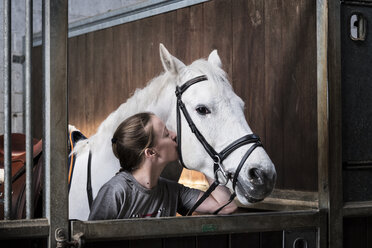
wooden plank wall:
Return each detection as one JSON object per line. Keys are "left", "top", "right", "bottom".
{"left": 32, "top": 0, "right": 317, "bottom": 192}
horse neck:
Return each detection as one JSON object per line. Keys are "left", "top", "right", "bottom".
{"left": 89, "top": 73, "right": 176, "bottom": 150}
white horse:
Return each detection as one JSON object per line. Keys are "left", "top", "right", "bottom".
{"left": 69, "top": 44, "right": 276, "bottom": 220}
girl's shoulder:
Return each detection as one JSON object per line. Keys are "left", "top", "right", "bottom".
{"left": 104, "top": 171, "right": 135, "bottom": 190}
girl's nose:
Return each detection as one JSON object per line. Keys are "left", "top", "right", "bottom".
{"left": 170, "top": 131, "right": 177, "bottom": 141}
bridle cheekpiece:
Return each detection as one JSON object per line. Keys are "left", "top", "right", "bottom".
{"left": 175, "top": 75, "right": 262, "bottom": 215}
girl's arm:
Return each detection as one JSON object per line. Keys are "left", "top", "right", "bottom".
{"left": 195, "top": 176, "right": 237, "bottom": 214}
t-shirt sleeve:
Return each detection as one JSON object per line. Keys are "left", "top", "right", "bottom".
{"left": 177, "top": 183, "right": 201, "bottom": 216}
{"left": 88, "top": 183, "right": 124, "bottom": 220}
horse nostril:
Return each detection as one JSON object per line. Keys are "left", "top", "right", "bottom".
{"left": 248, "top": 168, "right": 264, "bottom": 185}
{"left": 248, "top": 168, "right": 260, "bottom": 179}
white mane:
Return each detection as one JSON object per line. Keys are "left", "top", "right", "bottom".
{"left": 73, "top": 57, "right": 234, "bottom": 156}
{"left": 72, "top": 71, "right": 176, "bottom": 155}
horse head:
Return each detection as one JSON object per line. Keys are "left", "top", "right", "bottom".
{"left": 159, "top": 44, "right": 276, "bottom": 205}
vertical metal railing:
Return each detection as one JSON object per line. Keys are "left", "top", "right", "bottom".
{"left": 2, "top": 1, "right": 69, "bottom": 247}
{"left": 3, "top": 0, "right": 35, "bottom": 222}
{"left": 3, "top": 0, "right": 12, "bottom": 221}
{"left": 25, "top": 0, "right": 34, "bottom": 220}
{"left": 43, "top": 1, "right": 69, "bottom": 247}
{"left": 316, "top": 0, "right": 330, "bottom": 247}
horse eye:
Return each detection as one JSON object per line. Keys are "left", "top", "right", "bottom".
{"left": 196, "top": 105, "right": 211, "bottom": 115}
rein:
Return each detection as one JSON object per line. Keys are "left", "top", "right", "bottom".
{"left": 175, "top": 75, "right": 262, "bottom": 215}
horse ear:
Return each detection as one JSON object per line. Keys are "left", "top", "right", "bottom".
{"left": 159, "top": 43, "right": 185, "bottom": 74}
{"left": 208, "top": 50, "right": 222, "bottom": 68}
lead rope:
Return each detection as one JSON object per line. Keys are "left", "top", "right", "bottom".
{"left": 87, "top": 150, "right": 93, "bottom": 210}
{"left": 186, "top": 180, "right": 220, "bottom": 216}
{"left": 212, "top": 192, "right": 236, "bottom": 215}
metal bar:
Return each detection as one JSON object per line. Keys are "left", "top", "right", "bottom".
{"left": 327, "top": 0, "right": 343, "bottom": 247}
{"left": 25, "top": 0, "right": 34, "bottom": 220}
{"left": 43, "top": 0, "right": 69, "bottom": 247}
{"left": 71, "top": 210, "right": 322, "bottom": 242}
{"left": 316, "top": 2, "right": 330, "bottom": 247}
{"left": 343, "top": 201, "right": 372, "bottom": 217}
{"left": 0, "top": 218, "right": 49, "bottom": 240}
{"left": 341, "top": 1, "right": 372, "bottom": 6}
{"left": 317, "top": 0, "right": 329, "bottom": 211}
{"left": 68, "top": 0, "right": 209, "bottom": 38}
{"left": 3, "top": 0, "right": 12, "bottom": 221}
{"left": 317, "top": 209, "right": 328, "bottom": 248}
{"left": 32, "top": 0, "right": 210, "bottom": 46}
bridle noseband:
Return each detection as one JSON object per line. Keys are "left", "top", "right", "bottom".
{"left": 175, "top": 75, "right": 262, "bottom": 215}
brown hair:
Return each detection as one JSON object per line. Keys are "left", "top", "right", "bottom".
{"left": 112, "top": 112, "right": 155, "bottom": 172}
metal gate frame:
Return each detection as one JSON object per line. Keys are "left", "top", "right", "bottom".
{"left": 65, "top": 0, "right": 329, "bottom": 246}
{"left": 1, "top": 0, "right": 361, "bottom": 247}
{"left": 65, "top": 0, "right": 331, "bottom": 245}
{"left": 1, "top": 0, "right": 68, "bottom": 247}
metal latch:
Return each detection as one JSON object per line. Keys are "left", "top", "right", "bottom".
{"left": 350, "top": 13, "right": 367, "bottom": 41}
{"left": 55, "top": 228, "right": 84, "bottom": 248}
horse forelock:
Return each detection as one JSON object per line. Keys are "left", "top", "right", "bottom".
{"left": 191, "top": 59, "right": 231, "bottom": 85}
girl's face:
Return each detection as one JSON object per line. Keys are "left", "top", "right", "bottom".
{"left": 151, "top": 116, "right": 178, "bottom": 163}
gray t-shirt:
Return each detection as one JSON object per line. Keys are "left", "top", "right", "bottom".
{"left": 88, "top": 171, "right": 201, "bottom": 220}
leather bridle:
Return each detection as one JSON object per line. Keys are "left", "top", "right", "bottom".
{"left": 175, "top": 75, "right": 262, "bottom": 215}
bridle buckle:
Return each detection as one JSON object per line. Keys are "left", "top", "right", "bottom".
{"left": 214, "top": 155, "right": 229, "bottom": 186}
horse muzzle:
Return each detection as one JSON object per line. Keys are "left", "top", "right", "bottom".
{"left": 235, "top": 166, "right": 276, "bottom": 204}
